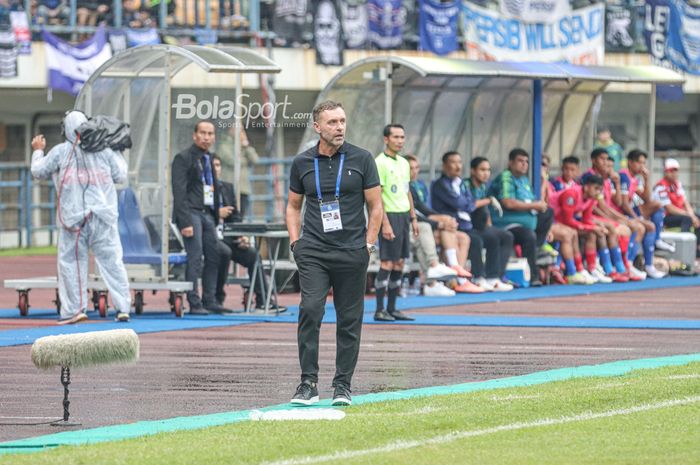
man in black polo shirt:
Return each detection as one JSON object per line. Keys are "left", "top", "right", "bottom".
{"left": 286, "top": 100, "right": 383, "bottom": 407}
{"left": 171, "top": 120, "right": 232, "bottom": 315}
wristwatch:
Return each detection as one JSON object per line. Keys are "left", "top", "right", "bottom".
{"left": 366, "top": 243, "right": 377, "bottom": 254}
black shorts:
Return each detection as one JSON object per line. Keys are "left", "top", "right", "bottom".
{"left": 379, "top": 212, "right": 410, "bottom": 261}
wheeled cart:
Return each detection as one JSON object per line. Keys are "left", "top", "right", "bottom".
{"left": 3, "top": 276, "right": 191, "bottom": 318}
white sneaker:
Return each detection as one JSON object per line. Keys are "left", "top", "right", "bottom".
{"left": 655, "top": 239, "right": 676, "bottom": 253}
{"left": 579, "top": 270, "right": 598, "bottom": 285}
{"left": 590, "top": 268, "right": 612, "bottom": 284}
{"left": 487, "top": 278, "right": 513, "bottom": 291}
{"left": 423, "top": 281, "right": 456, "bottom": 297}
{"left": 628, "top": 266, "right": 647, "bottom": 280}
{"left": 427, "top": 263, "right": 458, "bottom": 280}
{"left": 645, "top": 265, "right": 666, "bottom": 279}
{"left": 474, "top": 277, "right": 494, "bottom": 291}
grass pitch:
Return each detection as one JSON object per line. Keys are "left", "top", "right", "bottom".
{"left": 4, "top": 362, "right": 700, "bottom": 465}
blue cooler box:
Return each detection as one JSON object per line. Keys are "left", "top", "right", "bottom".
{"left": 505, "top": 258, "right": 531, "bottom": 288}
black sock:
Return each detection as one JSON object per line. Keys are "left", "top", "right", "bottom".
{"left": 387, "top": 270, "right": 403, "bottom": 313}
{"left": 375, "top": 268, "right": 390, "bottom": 312}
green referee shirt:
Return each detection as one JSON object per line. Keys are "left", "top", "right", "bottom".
{"left": 375, "top": 151, "right": 411, "bottom": 213}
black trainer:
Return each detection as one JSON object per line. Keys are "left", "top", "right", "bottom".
{"left": 291, "top": 380, "right": 319, "bottom": 406}
{"left": 203, "top": 302, "right": 234, "bottom": 314}
{"left": 389, "top": 310, "right": 414, "bottom": 321}
{"left": 374, "top": 310, "right": 395, "bottom": 321}
{"left": 331, "top": 384, "right": 352, "bottom": 406}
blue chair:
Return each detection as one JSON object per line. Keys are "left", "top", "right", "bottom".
{"left": 117, "top": 188, "right": 187, "bottom": 266}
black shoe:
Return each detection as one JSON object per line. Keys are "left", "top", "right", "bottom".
{"left": 204, "top": 303, "right": 234, "bottom": 314}
{"left": 389, "top": 310, "right": 415, "bottom": 321}
{"left": 255, "top": 303, "right": 288, "bottom": 313}
{"left": 291, "top": 380, "right": 319, "bottom": 406}
{"left": 189, "top": 306, "right": 209, "bottom": 315}
{"left": 331, "top": 384, "right": 352, "bottom": 406}
{"left": 374, "top": 310, "right": 395, "bottom": 321}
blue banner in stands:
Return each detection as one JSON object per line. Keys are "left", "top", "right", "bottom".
{"left": 644, "top": 0, "right": 700, "bottom": 75}
{"left": 126, "top": 27, "right": 161, "bottom": 47}
{"left": 43, "top": 27, "right": 112, "bottom": 96}
{"left": 368, "top": 0, "right": 405, "bottom": 49}
{"left": 418, "top": 0, "right": 459, "bottom": 56}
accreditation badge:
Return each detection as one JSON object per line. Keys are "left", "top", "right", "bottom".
{"left": 320, "top": 200, "right": 343, "bottom": 232}
{"left": 203, "top": 185, "right": 214, "bottom": 206}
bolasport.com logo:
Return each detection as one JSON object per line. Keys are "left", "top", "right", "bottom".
{"left": 172, "top": 93, "right": 313, "bottom": 128}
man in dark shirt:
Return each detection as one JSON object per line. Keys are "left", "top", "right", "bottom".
{"left": 171, "top": 121, "right": 232, "bottom": 315}
{"left": 431, "top": 151, "right": 513, "bottom": 291}
{"left": 286, "top": 100, "right": 383, "bottom": 407}
{"left": 211, "top": 155, "right": 286, "bottom": 312}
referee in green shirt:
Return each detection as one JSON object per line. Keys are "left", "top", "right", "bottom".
{"left": 374, "top": 124, "right": 419, "bottom": 322}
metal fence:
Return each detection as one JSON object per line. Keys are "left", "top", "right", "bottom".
{"left": 0, "top": 158, "right": 291, "bottom": 249}
{"left": 0, "top": 164, "right": 56, "bottom": 248}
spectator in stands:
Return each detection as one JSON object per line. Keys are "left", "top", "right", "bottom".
{"left": 654, "top": 158, "right": 700, "bottom": 257}
{"left": 217, "top": 127, "right": 258, "bottom": 219}
{"left": 211, "top": 155, "right": 286, "bottom": 312}
{"left": 595, "top": 126, "right": 625, "bottom": 171}
{"left": 406, "top": 154, "right": 470, "bottom": 278}
{"left": 550, "top": 155, "right": 580, "bottom": 192}
{"left": 35, "top": 0, "right": 70, "bottom": 25}
{"left": 487, "top": 148, "right": 555, "bottom": 287}
{"left": 625, "top": 149, "right": 675, "bottom": 253}
{"left": 431, "top": 151, "right": 509, "bottom": 293}
{"left": 587, "top": 148, "right": 645, "bottom": 281}
{"left": 374, "top": 124, "right": 419, "bottom": 321}
{"left": 465, "top": 156, "right": 514, "bottom": 291}
{"left": 171, "top": 120, "right": 233, "bottom": 315}
{"left": 77, "top": 0, "right": 110, "bottom": 29}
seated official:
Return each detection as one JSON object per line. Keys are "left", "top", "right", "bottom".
{"left": 488, "top": 148, "right": 554, "bottom": 286}
{"left": 431, "top": 151, "right": 512, "bottom": 293}
{"left": 212, "top": 155, "right": 286, "bottom": 312}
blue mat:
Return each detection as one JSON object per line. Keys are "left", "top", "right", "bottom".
{"left": 2, "top": 276, "right": 699, "bottom": 347}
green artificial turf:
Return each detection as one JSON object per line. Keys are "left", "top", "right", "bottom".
{"left": 0, "top": 246, "right": 57, "bottom": 257}
{"left": 4, "top": 362, "right": 700, "bottom": 465}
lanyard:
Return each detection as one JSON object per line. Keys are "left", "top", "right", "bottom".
{"left": 314, "top": 153, "right": 345, "bottom": 205}
{"left": 200, "top": 154, "right": 213, "bottom": 186}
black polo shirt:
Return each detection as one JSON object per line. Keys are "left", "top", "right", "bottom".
{"left": 289, "top": 141, "right": 380, "bottom": 250}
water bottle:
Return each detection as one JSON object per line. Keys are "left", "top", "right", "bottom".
{"left": 400, "top": 277, "right": 409, "bottom": 298}
{"left": 410, "top": 277, "right": 422, "bottom": 296}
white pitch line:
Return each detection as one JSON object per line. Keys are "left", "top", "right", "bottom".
{"left": 262, "top": 396, "right": 700, "bottom": 465}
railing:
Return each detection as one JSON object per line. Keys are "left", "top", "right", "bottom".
{"left": 249, "top": 157, "right": 292, "bottom": 223}
{"left": 0, "top": 164, "right": 56, "bottom": 248}
{"left": 0, "top": 159, "right": 290, "bottom": 248}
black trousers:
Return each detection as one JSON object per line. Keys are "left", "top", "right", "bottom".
{"left": 215, "top": 238, "right": 267, "bottom": 306}
{"left": 293, "top": 239, "right": 370, "bottom": 388}
{"left": 183, "top": 210, "right": 220, "bottom": 307}
{"left": 507, "top": 208, "right": 554, "bottom": 280}
{"left": 465, "top": 226, "right": 513, "bottom": 279}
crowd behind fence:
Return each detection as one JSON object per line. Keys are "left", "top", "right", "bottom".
{"left": 0, "top": 0, "right": 662, "bottom": 52}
